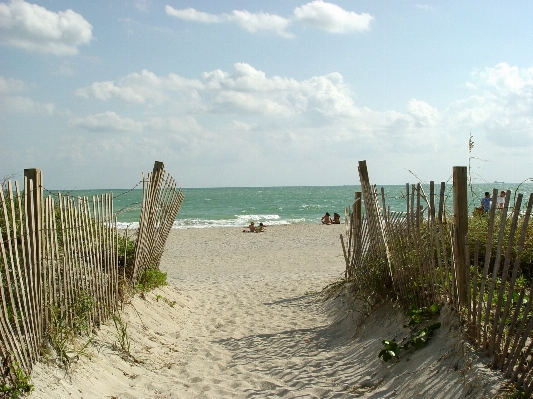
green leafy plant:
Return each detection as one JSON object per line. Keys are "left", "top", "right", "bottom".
{"left": 404, "top": 304, "right": 440, "bottom": 330}
{"left": 136, "top": 268, "right": 167, "bottom": 292}
{"left": 378, "top": 339, "right": 403, "bottom": 362}
{"left": 0, "top": 360, "right": 33, "bottom": 398}
{"left": 379, "top": 304, "right": 442, "bottom": 363}
{"left": 411, "top": 322, "right": 442, "bottom": 349}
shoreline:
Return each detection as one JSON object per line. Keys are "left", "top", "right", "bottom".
{"left": 116, "top": 221, "right": 340, "bottom": 229}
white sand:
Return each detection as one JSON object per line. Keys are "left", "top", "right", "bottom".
{"left": 29, "top": 224, "right": 504, "bottom": 398}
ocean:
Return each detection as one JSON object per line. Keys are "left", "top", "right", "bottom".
{"left": 45, "top": 182, "right": 533, "bottom": 229}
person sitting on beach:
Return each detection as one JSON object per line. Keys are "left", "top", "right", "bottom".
{"left": 481, "top": 192, "right": 492, "bottom": 213}
{"left": 243, "top": 222, "right": 255, "bottom": 233}
{"left": 257, "top": 222, "right": 265, "bottom": 232}
{"left": 332, "top": 213, "right": 341, "bottom": 224}
{"left": 497, "top": 190, "right": 506, "bottom": 210}
{"left": 321, "top": 212, "right": 332, "bottom": 225}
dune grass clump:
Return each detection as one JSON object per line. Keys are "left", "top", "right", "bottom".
{"left": 118, "top": 234, "right": 136, "bottom": 277}
{"left": 136, "top": 268, "right": 168, "bottom": 293}
{"left": 44, "top": 291, "right": 95, "bottom": 367}
{"left": 110, "top": 311, "right": 131, "bottom": 356}
{"left": 468, "top": 212, "right": 533, "bottom": 280}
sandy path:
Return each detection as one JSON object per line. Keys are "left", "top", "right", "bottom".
{"left": 29, "top": 224, "right": 504, "bottom": 398}
{"left": 30, "top": 224, "right": 362, "bottom": 399}
{"left": 159, "top": 224, "right": 353, "bottom": 398}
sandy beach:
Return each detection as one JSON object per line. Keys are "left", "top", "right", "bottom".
{"left": 28, "top": 224, "right": 503, "bottom": 398}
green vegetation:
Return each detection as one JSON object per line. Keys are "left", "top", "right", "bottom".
{"left": 0, "top": 360, "right": 33, "bottom": 399}
{"left": 118, "top": 234, "right": 136, "bottom": 277}
{"left": 403, "top": 303, "right": 440, "bottom": 330}
{"left": 321, "top": 278, "right": 349, "bottom": 299}
{"left": 155, "top": 294, "right": 176, "bottom": 307}
{"left": 1, "top": 183, "right": 176, "bottom": 390}
{"left": 136, "top": 268, "right": 168, "bottom": 293}
{"left": 45, "top": 292, "right": 95, "bottom": 367}
{"left": 378, "top": 339, "right": 402, "bottom": 362}
{"left": 379, "top": 304, "right": 441, "bottom": 362}
{"left": 468, "top": 212, "right": 533, "bottom": 279}
{"left": 110, "top": 311, "right": 131, "bottom": 357}
{"left": 378, "top": 339, "right": 405, "bottom": 362}
{"left": 496, "top": 382, "right": 528, "bottom": 399}
{"left": 410, "top": 323, "right": 441, "bottom": 349}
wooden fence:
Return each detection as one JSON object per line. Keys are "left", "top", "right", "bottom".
{"left": 0, "top": 161, "right": 183, "bottom": 391}
{"left": 342, "top": 160, "right": 533, "bottom": 395}
{"left": 132, "top": 161, "right": 184, "bottom": 283}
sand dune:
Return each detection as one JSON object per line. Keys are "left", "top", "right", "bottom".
{"left": 29, "top": 225, "right": 503, "bottom": 398}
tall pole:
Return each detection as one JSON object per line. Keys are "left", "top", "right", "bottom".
{"left": 453, "top": 166, "right": 468, "bottom": 305}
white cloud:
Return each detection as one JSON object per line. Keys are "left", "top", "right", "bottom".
{"left": 1, "top": 95, "right": 54, "bottom": 114}
{"left": 446, "top": 63, "right": 533, "bottom": 147}
{"left": 201, "top": 64, "right": 355, "bottom": 118}
{"left": 294, "top": 1, "right": 373, "bottom": 33}
{"left": 76, "top": 80, "right": 148, "bottom": 104}
{"left": 166, "top": 5, "right": 292, "bottom": 37}
{"left": 407, "top": 99, "right": 440, "bottom": 127}
{"left": 0, "top": 0, "right": 93, "bottom": 55}
{"left": 0, "top": 75, "right": 55, "bottom": 115}
{"left": 70, "top": 62, "right": 533, "bottom": 170}
{"left": 69, "top": 111, "right": 142, "bottom": 133}
{"left": 144, "top": 116, "right": 201, "bottom": 133}
{"left": 135, "top": 0, "right": 149, "bottom": 12}
{"left": 165, "top": 6, "right": 221, "bottom": 23}
{"left": 201, "top": 63, "right": 301, "bottom": 93}
{"left": 76, "top": 69, "right": 204, "bottom": 104}
{"left": 0, "top": 75, "right": 26, "bottom": 93}
{"left": 213, "top": 91, "right": 292, "bottom": 116}
{"left": 228, "top": 120, "right": 256, "bottom": 131}
{"left": 415, "top": 4, "right": 433, "bottom": 11}
{"left": 76, "top": 64, "right": 354, "bottom": 119}
{"left": 166, "top": 3, "right": 373, "bottom": 37}
{"left": 471, "top": 62, "right": 533, "bottom": 94}
{"left": 228, "top": 10, "right": 293, "bottom": 38}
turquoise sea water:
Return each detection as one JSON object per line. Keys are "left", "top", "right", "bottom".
{"left": 45, "top": 182, "right": 533, "bottom": 229}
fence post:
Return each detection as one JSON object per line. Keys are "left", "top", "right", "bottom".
{"left": 153, "top": 161, "right": 164, "bottom": 175}
{"left": 354, "top": 191, "right": 362, "bottom": 235}
{"left": 24, "top": 168, "right": 44, "bottom": 341}
{"left": 453, "top": 166, "right": 468, "bottom": 305}
{"left": 24, "top": 168, "right": 43, "bottom": 268}
{"left": 430, "top": 181, "right": 435, "bottom": 222}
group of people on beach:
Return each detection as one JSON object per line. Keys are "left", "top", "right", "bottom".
{"left": 476, "top": 190, "right": 507, "bottom": 214}
{"left": 243, "top": 221, "right": 265, "bottom": 233}
{"left": 321, "top": 212, "right": 341, "bottom": 225}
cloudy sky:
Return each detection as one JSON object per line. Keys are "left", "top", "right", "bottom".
{"left": 1, "top": 0, "right": 533, "bottom": 189}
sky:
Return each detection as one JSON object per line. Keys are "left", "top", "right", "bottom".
{"left": 1, "top": 0, "right": 533, "bottom": 189}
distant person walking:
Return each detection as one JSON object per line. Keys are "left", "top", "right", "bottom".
{"left": 481, "top": 192, "right": 492, "bottom": 213}
{"left": 497, "top": 190, "right": 506, "bottom": 209}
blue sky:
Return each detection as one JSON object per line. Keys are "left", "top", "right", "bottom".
{"left": 1, "top": 0, "right": 533, "bottom": 189}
